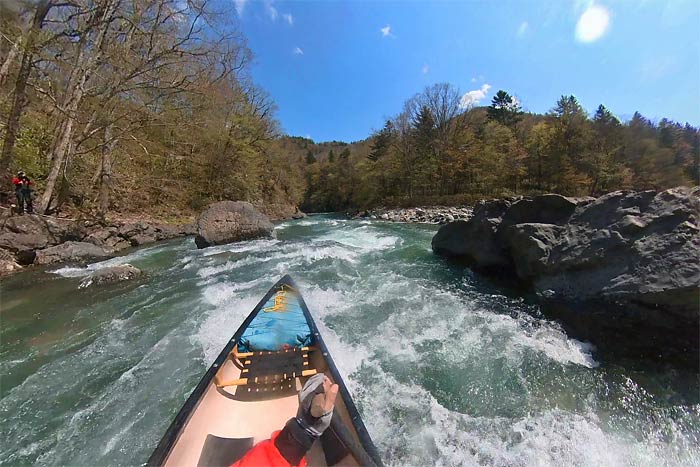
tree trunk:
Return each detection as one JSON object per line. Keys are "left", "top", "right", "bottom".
{"left": 0, "top": 50, "right": 32, "bottom": 179}
{"left": 0, "top": 36, "right": 21, "bottom": 87}
{"left": 98, "top": 123, "right": 116, "bottom": 217}
{"left": 0, "top": 1, "right": 51, "bottom": 180}
{"left": 39, "top": 0, "right": 119, "bottom": 213}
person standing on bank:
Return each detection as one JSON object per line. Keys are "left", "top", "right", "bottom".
{"left": 12, "top": 171, "right": 33, "bottom": 214}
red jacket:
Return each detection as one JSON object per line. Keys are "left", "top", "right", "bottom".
{"left": 231, "top": 431, "right": 307, "bottom": 467}
{"left": 12, "top": 177, "right": 32, "bottom": 188}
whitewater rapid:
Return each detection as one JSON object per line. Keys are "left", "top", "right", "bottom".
{"left": 1, "top": 215, "right": 698, "bottom": 466}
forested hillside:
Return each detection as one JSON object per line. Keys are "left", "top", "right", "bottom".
{"left": 0, "top": 0, "right": 305, "bottom": 219}
{"left": 1, "top": 2, "right": 697, "bottom": 220}
{"left": 301, "top": 84, "right": 699, "bottom": 212}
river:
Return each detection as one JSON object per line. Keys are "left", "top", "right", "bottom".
{"left": 1, "top": 215, "right": 698, "bottom": 466}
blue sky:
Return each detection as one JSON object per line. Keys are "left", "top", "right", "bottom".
{"left": 233, "top": 0, "right": 700, "bottom": 142}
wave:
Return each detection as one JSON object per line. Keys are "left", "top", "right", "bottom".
{"left": 49, "top": 242, "right": 184, "bottom": 278}
{"left": 4, "top": 214, "right": 696, "bottom": 466}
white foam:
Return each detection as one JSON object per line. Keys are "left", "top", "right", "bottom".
{"left": 356, "top": 361, "right": 700, "bottom": 467}
{"left": 199, "top": 238, "right": 280, "bottom": 257}
{"left": 298, "top": 284, "right": 366, "bottom": 378}
{"left": 195, "top": 293, "right": 262, "bottom": 365}
{"left": 201, "top": 279, "right": 264, "bottom": 305}
{"left": 49, "top": 243, "right": 173, "bottom": 278}
{"left": 21, "top": 215, "right": 693, "bottom": 467}
{"left": 315, "top": 225, "right": 400, "bottom": 251}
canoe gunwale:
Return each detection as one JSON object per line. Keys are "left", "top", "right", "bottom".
{"left": 146, "top": 274, "right": 383, "bottom": 467}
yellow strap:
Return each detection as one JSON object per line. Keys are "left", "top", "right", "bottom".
{"left": 262, "top": 285, "right": 297, "bottom": 313}
{"left": 263, "top": 291, "right": 290, "bottom": 312}
{"left": 214, "top": 376, "right": 249, "bottom": 388}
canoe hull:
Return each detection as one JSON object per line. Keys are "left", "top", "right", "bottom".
{"left": 147, "top": 275, "right": 382, "bottom": 467}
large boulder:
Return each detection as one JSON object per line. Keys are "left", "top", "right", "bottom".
{"left": 433, "top": 187, "right": 700, "bottom": 312}
{"left": 0, "top": 214, "right": 75, "bottom": 253}
{"left": 431, "top": 199, "right": 513, "bottom": 269}
{"left": 194, "top": 201, "right": 273, "bottom": 249}
{"left": 79, "top": 264, "right": 142, "bottom": 288}
{"left": 431, "top": 195, "right": 592, "bottom": 271}
{"left": 34, "top": 241, "right": 112, "bottom": 265}
{"left": 500, "top": 194, "right": 592, "bottom": 228}
{"left": 502, "top": 223, "right": 565, "bottom": 279}
{"left": 432, "top": 187, "right": 700, "bottom": 366}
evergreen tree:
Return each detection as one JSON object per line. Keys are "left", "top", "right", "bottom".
{"left": 328, "top": 149, "right": 335, "bottom": 163}
{"left": 305, "top": 150, "right": 316, "bottom": 164}
{"left": 548, "top": 95, "right": 592, "bottom": 194}
{"left": 590, "top": 104, "right": 627, "bottom": 193}
{"left": 411, "top": 105, "right": 437, "bottom": 196}
{"left": 487, "top": 90, "right": 523, "bottom": 127}
{"left": 658, "top": 118, "right": 676, "bottom": 148}
{"left": 368, "top": 120, "right": 394, "bottom": 161}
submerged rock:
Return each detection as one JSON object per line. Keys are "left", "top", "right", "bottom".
{"left": 79, "top": 264, "right": 142, "bottom": 288}
{"left": 194, "top": 201, "right": 274, "bottom": 249}
{"left": 34, "top": 241, "right": 113, "bottom": 265}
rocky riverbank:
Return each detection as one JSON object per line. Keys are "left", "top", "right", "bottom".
{"left": 432, "top": 187, "right": 700, "bottom": 366}
{"left": 355, "top": 206, "right": 474, "bottom": 224}
{"left": 0, "top": 213, "right": 195, "bottom": 277}
{"left": 0, "top": 201, "right": 306, "bottom": 277}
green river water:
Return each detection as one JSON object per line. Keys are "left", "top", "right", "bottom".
{"left": 1, "top": 215, "right": 698, "bottom": 466}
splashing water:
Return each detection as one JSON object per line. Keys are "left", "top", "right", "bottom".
{"left": 1, "top": 215, "right": 698, "bottom": 466}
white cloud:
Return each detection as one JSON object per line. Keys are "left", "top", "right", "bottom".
{"left": 234, "top": 0, "right": 247, "bottom": 16}
{"left": 471, "top": 77, "right": 477, "bottom": 83}
{"left": 421, "top": 64, "right": 430, "bottom": 75}
{"left": 293, "top": 47, "right": 304, "bottom": 55}
{"left": 265, "top": 1, "right": 278, "bottom": 21}
{"left": 283, "top": 13, "right": 293, "bottom": 25}
{"left": 460, "top": 84, "right": 491, "bottom": 109}
{"left": 380, "top": 25, "right": 393, "bottom": 37}
{"left": 575, "top": 4, "right": 610, "bottom": 43}
{"left": 517, "top": 21, "right": 528, "bottom": 37}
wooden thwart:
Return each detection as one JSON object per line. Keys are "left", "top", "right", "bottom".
{"left": 215, "top": 369, "right": 317, "bottom": 388}
{"left": 232, "top": 346, "right": 312, "bottom": 360}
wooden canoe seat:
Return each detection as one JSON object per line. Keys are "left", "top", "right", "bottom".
{"left": 214, "top": 346, "right": 317, "bottom": 389}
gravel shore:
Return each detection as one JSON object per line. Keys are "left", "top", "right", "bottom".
{"left": 355, "top": 206, "right": 474, "bottom": 224}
